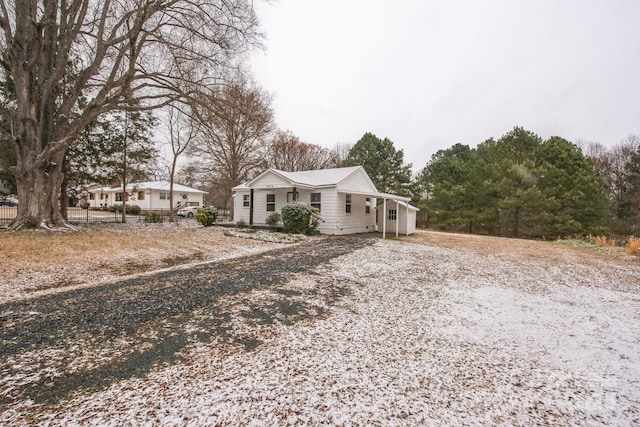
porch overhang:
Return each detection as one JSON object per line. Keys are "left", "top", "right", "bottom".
{"left": 336, "top": 190, "right": 412, "bottom": 239}
{"left": 336, "top": 190, "right": 410, "bottom": 203}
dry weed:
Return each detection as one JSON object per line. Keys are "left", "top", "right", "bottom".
{"left": 591, "top": 235, "right": 617, "bottom": 247}
{"left": 626, "top": 236, "right": 640, "bottom": 257}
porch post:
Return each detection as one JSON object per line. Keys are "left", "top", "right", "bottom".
{"left": 382, "top": 198, "right": 387, "bottom": 239}
{"left": 396, "top": 199, "right": 399, "bottom": 238}
{"left": 406, "top": 202, "right": 409, "bottom": 236}
{"left": 249, "top": 189, "right": 254, "bottom": 226}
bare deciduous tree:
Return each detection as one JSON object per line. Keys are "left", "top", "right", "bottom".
{"left": 0, "top": 0, "right": 261, "bottom": 229}
{"left": 190, "top": 78, "right": 274, "bottom": 219}
{"left": 581, "top": 135, "right": 640, "bottom": 233}
{"left": 332, "top": 142, "right": 353, "bottom": 166}
{"left": 266, "top": 130, "right": 339, "bottom": 171}
{"left": 162, "top": 105, "right": 199, "bottom": 222}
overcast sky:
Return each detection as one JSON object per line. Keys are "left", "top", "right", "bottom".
{"left": 250, "top": 0, "right": 640, "bottom": 171}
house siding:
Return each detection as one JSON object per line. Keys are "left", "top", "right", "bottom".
{"left": 233, "top": 190, "right": 251, "bottom": 223}
{"left": 251, "top": 173, "right": 292, "bottom": 189}
{"left": 330, "top": 192, "right": 376, "bottom": 235}
{"left": 336, "top": 168, "right": 376, "bottom": 193}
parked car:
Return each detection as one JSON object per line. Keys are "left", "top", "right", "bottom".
{"left": 0, "top": 197, "right": 18, "bottom": 207}
{"left": 176, "top": 206, "right": 201, "bottom": 218}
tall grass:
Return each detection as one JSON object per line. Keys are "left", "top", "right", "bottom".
{"left": 626, "top": 236, "right": 640, "bottom": 257}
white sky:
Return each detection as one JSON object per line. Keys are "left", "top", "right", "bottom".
{"left": 250, "top": 0, "right": 640, "bottom": 171}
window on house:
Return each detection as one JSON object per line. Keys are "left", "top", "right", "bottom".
{"left": 159, "top": 192, "right": 168, "bottom": 200}
{"left": 365, "top": 197, "right": 371, "bottom": 214}
{"left": 100, "top": 193, "right": 104, "bottom": 200}
{"left": 287, "top": 192, "right": 299, "bottom": 203}
{"left": 345, "top": 194, "right": 352, "bottom": 214}
{"left": 310, "top": 193, "right": 321, "bottom": 211}
{"left": 89, "top": 193, "right": 95, "bottom": 200}
{"left": 116, "top": 192, "right": 123, "bottom": 202}
{"left": 388, "top": 209, "right": 397, "bottom": 221}
{"left": 243, "top": 194, "right": 250, "bottom": 207}
{"left": 266, "top": 194, "right": 276, "bottom": 211}
{"left": 138, "top": 191, "right": 145, "bottom": 200}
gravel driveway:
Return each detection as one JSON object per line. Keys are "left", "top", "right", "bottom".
{"left": 1, "top": 237, "right": 368, "bottom": 411}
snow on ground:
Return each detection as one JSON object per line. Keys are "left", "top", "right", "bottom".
{"left": 12, "top": 237, "right": 638, "bottom": 426}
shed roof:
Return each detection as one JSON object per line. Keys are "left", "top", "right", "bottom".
{"left": 378, "top": 199, "right": 420, "bottom": 211}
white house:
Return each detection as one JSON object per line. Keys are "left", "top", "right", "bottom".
{"left": 87, "top": 181, "right": 207, "bottom": 211}
{"left": 232, "top": 166, "right": 418, "bottom": 237}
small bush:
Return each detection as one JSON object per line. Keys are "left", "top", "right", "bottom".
{"left": 281, "top": 202, "right": 319, "bottom": 235}
{"left": 196, "top": 206, "right": 217, "bottom": 227}
{"left": 265, "top": 212, "right": 281, "bottom": 230}
{"left": 626, "top": 236, "right": 640, "bottom": 257}
{"left": 126, "top": 205, "right": 141, "bottom": 215}
{"left": 236, "top": 219, "right": 247, "bottom": 229}
{"left": 107, "top": 204, "right": 141, "bottom": 215}
{"left": 144, "top": 213, "right": 164, "bottom": 223}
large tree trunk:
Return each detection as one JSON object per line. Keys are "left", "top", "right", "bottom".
{"left": 11, "top": 149, "right": 68, "bottom": 230}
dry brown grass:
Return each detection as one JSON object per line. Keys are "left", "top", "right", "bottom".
{"left": 590, "top": 235, "right": 617, "bottom": 247}
{"left": 0, "top": 223, "right": 281, "bottom": 302}
{"left": 406, "top": 229, "right": 637, "bottom": 268}
{"left": 0, "top": 225, "right": 245, "bottom": 266}
{"left": 626, "top": 236, "right": 640, "bottom": 257}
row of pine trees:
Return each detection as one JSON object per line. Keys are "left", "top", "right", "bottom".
{"left": 415, "top": 127, "right": 639, "bottom": 238}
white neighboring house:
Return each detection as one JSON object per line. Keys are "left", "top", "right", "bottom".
{"left": 87, "top": 181, "right": 207, "bottom": 211}
{"left": 232, "top": 166, "right": 418, "bottom": 237}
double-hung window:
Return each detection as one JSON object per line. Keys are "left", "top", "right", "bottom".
{"left": 388, "top": 209, "right": 397, "bottom": 220}
{"left": 266, "top": 194, "right": 276, "bottom": 211}
{"left": 243, "top": 194, "right": 250, "bottom": 207}
{"left": 345, "top": 194, "right": 352, "bottom": 214}
{"left": 365, "top": 197, "right": 371, "bottom": 214}
{"left": 310, "top": 193, "right": 321, "bottom": 211}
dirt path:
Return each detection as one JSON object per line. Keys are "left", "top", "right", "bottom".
{"left": 0, "top": 236, "right": 369, "bottom": 409}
